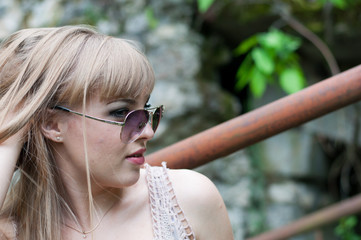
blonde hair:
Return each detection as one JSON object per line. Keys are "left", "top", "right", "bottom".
{"left": 0, "top": 25, "right": 155, "bottom": 239}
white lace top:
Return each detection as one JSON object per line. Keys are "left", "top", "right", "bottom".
{"left": 145, "top": 162, "right": 196, "bottom": 240}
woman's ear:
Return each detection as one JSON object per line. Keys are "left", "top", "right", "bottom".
{"left": 41, "top": 110, "right": 64, "bottom": 142}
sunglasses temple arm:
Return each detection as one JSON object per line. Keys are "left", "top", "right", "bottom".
{"left": 55, "top": 106, "right": 124, "bottom": 126}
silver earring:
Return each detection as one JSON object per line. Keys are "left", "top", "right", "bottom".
{"left": 56, "top": 136, "right": 61, "bottom": 141}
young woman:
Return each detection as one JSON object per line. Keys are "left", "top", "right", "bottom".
{"left": 0, "top": 26, "right": 233, "bottom": 240}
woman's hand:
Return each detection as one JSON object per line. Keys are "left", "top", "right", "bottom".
{"left": 0, "top": 128, "right": 27, "bottom": 209}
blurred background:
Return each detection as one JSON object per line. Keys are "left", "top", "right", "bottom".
{"left": 1, "top": 0, "right": 361, "bottom": 239}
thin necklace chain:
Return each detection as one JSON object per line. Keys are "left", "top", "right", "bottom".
{"left": 64, "top": 203, "right": 115, "bottom": 239}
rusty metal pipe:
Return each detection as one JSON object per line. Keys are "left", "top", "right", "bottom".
{"left": 146, "top": 64, "right": 361, "bottom": 169}
{"left": 246, "top": 193, "right": 361, "bottom": 240}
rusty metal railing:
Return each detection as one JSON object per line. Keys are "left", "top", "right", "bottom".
{"left": 246, "top": 193, "right": 361, "bottom": 240}
{"left": 146, "top": 64, "right": 361, "bottom": 239}
{"left": 146, "top": 64, "right": 361, "bottom": 169}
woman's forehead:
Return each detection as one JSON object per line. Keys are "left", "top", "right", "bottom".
{"left": 90, "top": 91, "right": 151, "bottom": 105}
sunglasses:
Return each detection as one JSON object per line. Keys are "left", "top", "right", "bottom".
{"left": 54, "top": 105, "right": 163, "bottom": 144}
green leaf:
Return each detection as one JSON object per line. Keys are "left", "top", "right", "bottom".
{"left": 145, "top": 7, "right": 159, "bottom": 29}
{"left": 317, "top": 0, "right": 347, "bottom": 9}
{"left": 330, "top": 0, "right": 347, "bottom": 9}
{"left": 285, "top": 36, "right": 301, "bottom": 52}
{"left": 279, "top": 67, "right": 306, "bottom": 94}
{"left": 344, "top": 216, "right": 358, "bottom": 228}
{"left": 335, "top": 216, "right": 361, "bottom": 239}
{"left": 235, "top": 68, "right": 250, "bottom": 91}
{"left": 259, "top": 29, "right": 301, "bottom": 53}
{"left": 335, "top": 225, "right": 344, "bottom": 236}
{"left": 234, "top": 35, "right": 258, "bottom": 55}
{"left": 259, "top": 29, "right": 284, "bottom": 50}
{"left": 251, "top": 47, "right": 274, "bottom": 75}
{"left": 197, "top": 0, "right": 215, "bottom": 13}
{"left": 235, "top": 55, "right": 253, "bottom": 91}
{"left": 250, "top": 68, "right": 267, "bottom": 97}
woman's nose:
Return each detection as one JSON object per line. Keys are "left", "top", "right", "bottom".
{"left": 138, "top": 122, "right": 155, "bottom": 141}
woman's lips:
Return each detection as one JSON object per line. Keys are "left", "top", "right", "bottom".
{"left": 126, "top": 149, "right": 146, "bottom": 165}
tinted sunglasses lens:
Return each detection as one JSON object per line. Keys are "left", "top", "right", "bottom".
{"left": 152, "top": 107, "right": 162, "bottom": 132}
{"left": 121, "top": 110, "right": 149, "bottom": 143}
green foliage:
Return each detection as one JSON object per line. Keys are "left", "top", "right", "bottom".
{"left": 279, "top": 67, "right": 305, "bottom": 94}
{"left": 145, "top": 7, "right": 159, "bottom": 29}
{"left": 234, "top": 28, "right": 306, "bottom": 98}
{"left": 335, "top": 216, "right": 361, "bottom": 240}
{"left": 245, "top": 145, "right": 267, "bottom": 236}
{"left": 83, "top": 5, "right": 106, "bottom": 26}
{"left": 246, "top": 208, "right": 265, "bottom": 235}
{"left": 197, "top": 0, "right": 215, "bottom": 13}
{"left": 317, "top": 0, "right": 348, "bottom": 9}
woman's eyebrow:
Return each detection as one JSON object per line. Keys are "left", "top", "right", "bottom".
{"left": 107, "top": 98, "right": 137, "bottom": 105}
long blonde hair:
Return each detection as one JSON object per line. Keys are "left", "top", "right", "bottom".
{"left": 0, "top": 25, "right": 155, "bottom": 239}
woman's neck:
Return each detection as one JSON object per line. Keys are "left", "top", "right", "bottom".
{"left": 62, "top": 178, "right": 123, "bottom": 231}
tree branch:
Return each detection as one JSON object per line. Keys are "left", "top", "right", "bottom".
{"left": 280, "top": 12, "right": 340, "bottom": 76}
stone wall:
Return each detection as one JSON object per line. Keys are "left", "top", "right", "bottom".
{"left": 0, "top": 1, "right": 357, "bottom": 239}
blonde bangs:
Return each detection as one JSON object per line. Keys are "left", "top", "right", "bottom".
{"left": 59, "top": 36, "right": 155, "bottom": 105}
{"left": 99, "top": 38, "right": 155, "bottom": 100}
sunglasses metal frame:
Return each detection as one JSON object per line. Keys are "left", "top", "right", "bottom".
{"left": 53, "top": 105, "right": 163, "bottom": 128}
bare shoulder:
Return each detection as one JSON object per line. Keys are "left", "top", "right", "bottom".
{"left": 167, "top": 169, "right": 220, "bottom": 203}
{"left": 168, "top": 169, "right": 234, "bottom": 240}
{"left": 0, "top": 218, "right": 16, "bottom": 240}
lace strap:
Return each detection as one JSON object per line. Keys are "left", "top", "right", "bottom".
{"left": 145, "top": 162, "right": 196, "bottom": 240}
